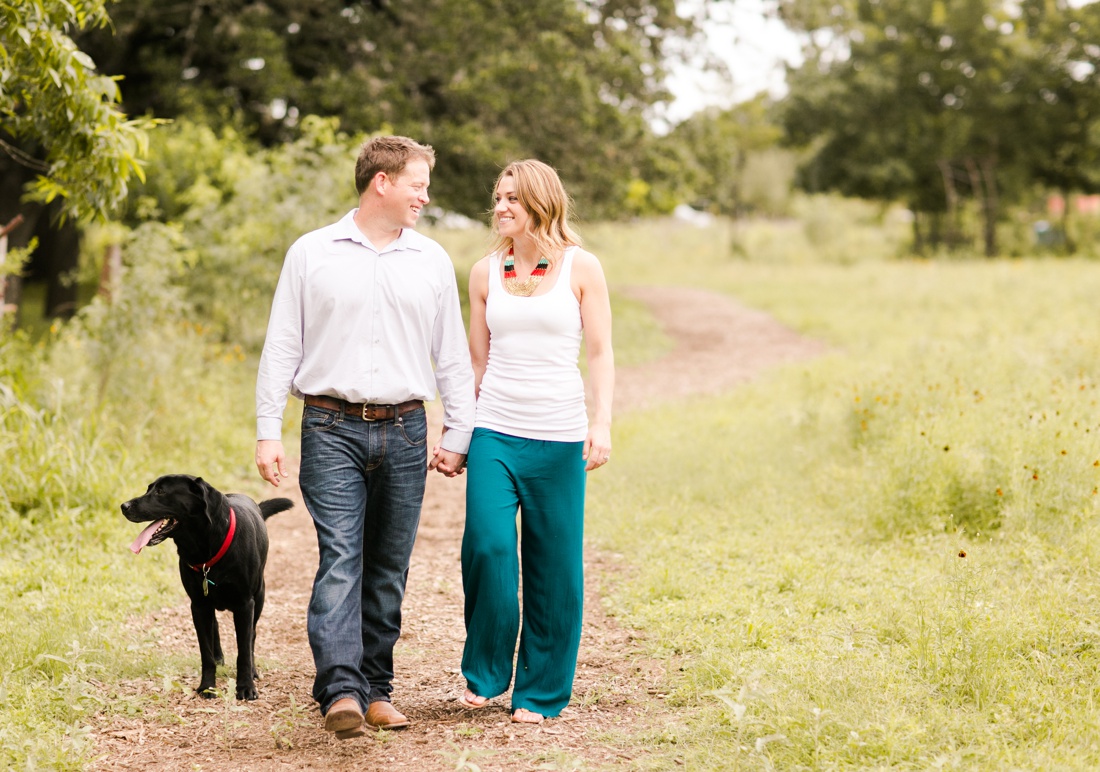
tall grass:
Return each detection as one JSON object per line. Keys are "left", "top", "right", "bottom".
{"left": 0, "top": 222, "right": 276, "bottom": 768}
{"left": 7, "top": 160, "right": 1100, "bottom": 768}
{"left": 586, "top": 218, "right": 1100, "bottom": 769}
{"left": 0, "top": 211, "right": 664, "bottom": 767}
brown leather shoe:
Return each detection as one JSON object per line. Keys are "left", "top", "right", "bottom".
{"left": 324, "top": 697, "right": 364, "bottom": 738}
{"left": 334, "top": 725, "right": 366, "bottom": 740}
{"left": 365, "top": 700, "right": 410, "bottom": 730}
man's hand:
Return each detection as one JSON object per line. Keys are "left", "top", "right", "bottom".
{"left": 430, "top": 448, "right": 467, "bottom": 477}
{"left": 256, "top": 439, "right": 289, "bottom": 486}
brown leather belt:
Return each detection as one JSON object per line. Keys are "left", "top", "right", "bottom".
{"left": 304, "top": 395, "right": 424, "bottom": 421}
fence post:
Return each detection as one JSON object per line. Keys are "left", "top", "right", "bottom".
{"left": 98, "top": 243, "right": 123, "bottom": 302}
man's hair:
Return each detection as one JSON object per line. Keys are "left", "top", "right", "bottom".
{"left": 354, "top": 135, "right": 436, "bottom": 195}
{"left": 488, "top": 159, "right": 581, "bottom": 259}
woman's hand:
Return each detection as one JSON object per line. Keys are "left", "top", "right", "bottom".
{"left": 582, "top": 423, "right": 612, "bottom": 472}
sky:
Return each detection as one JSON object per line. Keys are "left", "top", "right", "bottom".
{"left": 660, "top": 0, "right": 802, "bottom": 128}
{"left": 659, "top": 0, "right": 1099, "bottom": 130}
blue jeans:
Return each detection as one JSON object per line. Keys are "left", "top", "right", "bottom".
{"left": 298, "top": 403, "right": 428, "bottom": 713}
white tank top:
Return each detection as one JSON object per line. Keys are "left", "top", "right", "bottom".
{"left": 474, "top": 246, "right": 587, "bottom": 442}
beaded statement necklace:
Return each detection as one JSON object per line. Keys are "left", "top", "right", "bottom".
{"left": 503, "top": 247, "right": 550, "bottom": 297}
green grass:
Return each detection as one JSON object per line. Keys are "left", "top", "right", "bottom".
{"left": 0, "top": 512, "right": 186, "bottom": 767}
{"left": 0, "top": 309, "right": 279, "bottom": 767}
{"left": 585, "top": 219, "right": 1100, "bottom": 769}
{"left": 7, "top": 205, "right": 1100, "bottom": 769}
{"left": 0, "top": 218, "right": 666, "bottom": 769}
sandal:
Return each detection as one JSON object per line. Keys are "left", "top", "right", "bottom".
{"left": 511, "top": 708, "right": 544, "bottom": 724}
{"left": 458, "top": 690, "right": 490, "bottom": 709}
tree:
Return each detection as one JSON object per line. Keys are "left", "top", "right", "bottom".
{"left": 1, "top": 0, "right": 154, "bottom": 320}
{"left": 777, "top": 0, "right": 1100, "bottom": 256}
{"left": 663, "top": 96, "right": 786, "bottom": 217}
{"left": 77, "top": 0, "right": 698, "bottom": 219}
{"left": 1, "top": 0, "right": 152, "bottom": 220}
{"left": 1014, "top": 0, "right": 1100, "bottom": 251}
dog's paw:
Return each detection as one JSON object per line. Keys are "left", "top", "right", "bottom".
{"left": 197, "top": 685, "right": 218, "bottom": 699}
{"left": 237, "top": 683, "right": 259, "bottom": 700}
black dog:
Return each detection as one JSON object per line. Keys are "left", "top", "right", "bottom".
{"left": 121, "top": 474, "right": 293, "bottom": 700}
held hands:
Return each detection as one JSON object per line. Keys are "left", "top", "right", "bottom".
{"left": 430, "top": 435, "right": 467, "bottom": 477}
{"left": 256, "top": 440, "right": 289, "bottom": 486}
{"left": 583, "top": 424, "right": 612, "bottom": 472}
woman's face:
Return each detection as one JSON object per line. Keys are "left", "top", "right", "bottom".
{"left": 493, "top": 174, "right": 529, "bottom": 240}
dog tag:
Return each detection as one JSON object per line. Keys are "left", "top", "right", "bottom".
{"left": 202, "top": 567, "right": 215, "bottom": 596}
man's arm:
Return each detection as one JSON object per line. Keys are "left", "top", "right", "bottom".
{"left": 255, "top": 243, "right": 305, "bottom": 485}
{"left": 429, "top": 256, "right": 476, "bottom": 473}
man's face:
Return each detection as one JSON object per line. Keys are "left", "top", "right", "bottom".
{"left": 385, "top": 159, "right": 431, "bottom": 228}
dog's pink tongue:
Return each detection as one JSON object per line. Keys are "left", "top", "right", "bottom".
{"left": 129, "top": 520, "right": 165, "bottom": 554}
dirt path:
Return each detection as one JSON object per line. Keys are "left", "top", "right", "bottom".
{"left": 91, "top": 286, "right": 825, "bottom": 771}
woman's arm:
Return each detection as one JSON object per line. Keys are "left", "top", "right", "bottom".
{"left": 468, "top": 257, "right": 491, "bottom": 398}
{"left": 574, "top": 249, "right": 614, "bottom": 471}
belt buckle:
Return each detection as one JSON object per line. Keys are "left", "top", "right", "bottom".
{"left": 361, "top": 404, "right": 378, "bottom": 422}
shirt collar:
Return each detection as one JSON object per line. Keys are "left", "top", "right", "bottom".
{"left": 334, "top": 209, "right": 423, "bottom": 254}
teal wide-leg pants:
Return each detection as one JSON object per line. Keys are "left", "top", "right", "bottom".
{"left": 461, "top": 427, "right": 587, "bottom": 718}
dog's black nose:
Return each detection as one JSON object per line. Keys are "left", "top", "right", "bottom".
{"left": 121, "top": 501, "right": 131, "bottom": 512}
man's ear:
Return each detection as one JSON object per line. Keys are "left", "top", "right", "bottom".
{"left": 372, "top": 171, "right": 388, "bottom": 195}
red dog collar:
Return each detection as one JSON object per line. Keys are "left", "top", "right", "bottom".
{"left": 189, "top": 507, "right": 236, "bottom": 572}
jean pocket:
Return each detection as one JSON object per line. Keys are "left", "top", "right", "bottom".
{"left": 397, "top": 412, "right": 428, "bottom": 446}
{"left": 302, "top": 406, "right": 340, "bottom": 434}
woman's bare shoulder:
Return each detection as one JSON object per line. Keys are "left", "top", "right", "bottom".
{"left": 571, "top": 247, "right": 606, "bottom": 277}
{"left": 470, "top": 254, "right": 494, "bottom": 275}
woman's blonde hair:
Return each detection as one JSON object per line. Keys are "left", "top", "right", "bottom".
{"left": 488, "top": 159, "right": 581, "bottom": 260}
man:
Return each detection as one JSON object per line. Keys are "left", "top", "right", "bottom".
{"left": 255, "top": 135, "right": 474, "bottom": 738}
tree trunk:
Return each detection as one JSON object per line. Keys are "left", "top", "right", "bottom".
{"left": 1, "top": 214, "right": 25, "bottom": 330}
{"left": 911, "top": 209, "right": 925, "bottom": 255}
{"left": 936, "top": 159, "right": 960, "bottom": 247}
{"left": 929, "top": 211, "right": 943, "bottom": 250}
{"left": 98, "top": 243, "right": 123, "bottom": 301}
{"left": 35, "top": 202, "right": 81, "bottom": 319}
{"left": 1, "top": 149, "right": 82, "bottom": 324}
{"left": 1060, "top": 189, "right": 1076, "bottom": 254}
{"left": 977, "top": 155, "right": 999, "bottom": 257}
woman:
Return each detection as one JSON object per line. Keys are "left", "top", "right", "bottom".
{"left": 457, "top": 159, "right": 614, "bottom": 724}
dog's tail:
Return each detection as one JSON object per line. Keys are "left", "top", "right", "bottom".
{"left": 259, "top": 498, "right": 294, "bottom": 520}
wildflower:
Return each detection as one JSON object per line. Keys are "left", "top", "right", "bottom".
{"left": 958, "top": 550, "right": 967, "bottom": 558}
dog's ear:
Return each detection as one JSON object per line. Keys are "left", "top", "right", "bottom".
{"left": 195, "top": 477, "right": 226, "bottom": 523}
{"left": 186, "top": 476, "right": 216, "bottom": 524}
